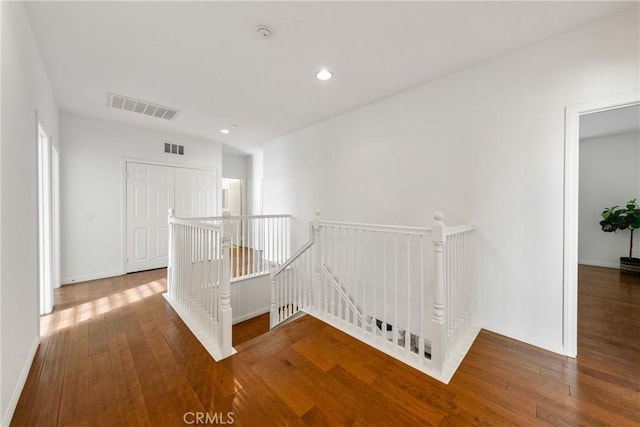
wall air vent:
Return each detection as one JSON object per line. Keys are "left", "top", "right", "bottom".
{"left": 164, "top": 142, "right": 184, "bottom": 156}
{"left": 108, "top": 93, "right": 180, "bottom": 121}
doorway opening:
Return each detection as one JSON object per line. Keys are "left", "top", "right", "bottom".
{"left": 563, "top": 92, "right": 640, "bottom": 357}
{"left": 222, "top": 178, "right": 243, "bottom": 216}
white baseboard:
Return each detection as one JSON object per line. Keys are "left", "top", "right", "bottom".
{"left": 232, "top": 306, "right": 270, "bottom": 325}
{"left": 1, "top": 336, "right": 40, "bottom": 427}
{"left": 578, "top": 259, "right": 619, "bottom": 269}
{"left": 476, "top": 318, "right": 566, "bottom": 356}
{"left": 61, "top": 269, "right": 124, "bottom": 285}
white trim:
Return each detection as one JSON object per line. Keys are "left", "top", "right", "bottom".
{"left": 232, "top": 307, "right": 270, "bottom": 325}
{"left": 120, "top": 157, "right": 218, "bottom": 275}
{"left": 37, "top": 117, "right": 54, "bottom": 315}
{"left": 319, "top": 220, "right": 431, "bottom": 236}
{"left": 1, "top": 337, "right": 39, "bottom": 427}
{"left": 563, "top": 92, "right": 640, "bottom": 358}
{"left": 52, "top": 145, "right": 60, "bottom": 288}
{"left": 61, "top": 269, "right": 124, "bottom": 286}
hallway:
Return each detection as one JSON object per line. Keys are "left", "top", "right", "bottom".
{"left": 10, "top": 266, "right": 639, "bottom": 425}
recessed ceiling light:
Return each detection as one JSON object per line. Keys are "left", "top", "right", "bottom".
{"left": 316, "top": 69, "right": 333, "bottom": 81}
{"left": 220, "top": 129, "right": 230, "bottom": 134}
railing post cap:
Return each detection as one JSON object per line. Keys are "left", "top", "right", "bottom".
{"left": 433, "top": 211, "right": 445, "bottom": 222}
{"left": 222, "top": 210, "right": 231, "bottom": 219}
{"left": 168, "top": 208, "right": 175, "bottom": 217}
{"left": 313, "top": 209, "right": 322, "bottom": 230}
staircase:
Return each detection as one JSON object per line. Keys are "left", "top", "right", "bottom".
{"left": 270, "top": 211, "right": 479, "bottom": 384}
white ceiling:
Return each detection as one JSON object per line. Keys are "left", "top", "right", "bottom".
{"left": 25, "top": 1, "right": 634, "bottom": 154}
{"left": 580, "top": 104, "right": 640, "bottom": 140}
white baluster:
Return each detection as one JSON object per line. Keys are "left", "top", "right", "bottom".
{"left": 269, "top": 265, "right": 277, "bottom": 327}
{"left": 382, "top": 233, "right": 387, "bottom": 338}
{"left": 372, "top": 230, "right": 376, "bottom": 338}
{"left": 393, "top": 234, "right": 398, "bottom": 349}
{"left": 313, "top": 210, "right": 322, "bottom": 315}
{"left": 406, "top": 235, "right": 411, "bottom": 352}
{"left": 419, "top": 234, "right": 425, "bottom": 360}
{"left": 167, "top": 209, "right": 175, "bottom": 299}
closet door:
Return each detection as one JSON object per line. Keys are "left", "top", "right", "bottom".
{"left": 174, "top": 167, "right": 217, "bottom": 217}
{"left": 126, "top": 163, "right": 175, "bottom": 272}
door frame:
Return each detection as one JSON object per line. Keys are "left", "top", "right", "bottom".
{"left": 52, "top": 144, "right": 60, "bottom": 289}
{"left": 37, "top": 121, "right": 54, "bottom": 315}
{"left": 221, "top": 176, "right": 246, "bottom": 216}
{"left": 563, "top": 91, "right": 639, "bottom": 357}
{"left": 120, "top": 157, "right": 219, "bottom": 275}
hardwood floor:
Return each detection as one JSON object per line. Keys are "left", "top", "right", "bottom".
{"left": 11, "top": 265, "right": 639, "bottom": 426}
{"left": 230, "top": 246, "right": 261, "bottom": 278}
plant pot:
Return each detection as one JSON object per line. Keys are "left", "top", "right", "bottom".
{"left": 620, "top": 257, "right": 640, "bottom": 275}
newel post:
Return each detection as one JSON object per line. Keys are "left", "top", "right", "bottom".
{"left": 219, "top": 210, "right": 233, "bottom": 357}
{"left": 431, "top": 211, "right": 446, "bottom": 375}
{"left": 312, "top": 210, "right": 322, "bottom": 312}
{"left": 167, "top": 208, "right": 175, "bottom": 299}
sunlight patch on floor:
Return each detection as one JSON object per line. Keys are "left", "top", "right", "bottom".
{"left": 40, "top": 279, "right": 165, "bottom": 336}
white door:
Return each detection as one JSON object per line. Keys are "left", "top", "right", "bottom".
{"left": 175, "top": 168, "right": 217, "bottom": 217}
{"left": 126, "top": 163, "right": 175, "bottom": 273}
{"left": 225, "top": 180, "right": 243, "bottom": 217}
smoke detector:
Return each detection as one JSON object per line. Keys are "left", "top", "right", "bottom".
{"left": 256, "top": 25, "right": 273, "bottom": 39}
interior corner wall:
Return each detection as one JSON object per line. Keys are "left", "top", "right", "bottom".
{"left": 222, "top": 152, "right": 248, "bottom": 179}
{"left": 59, "top": 112, "right": 222, "bottom": 284}
{"left": 1, "top": 1, "right": 59, "bottom": 424}
{"left": 262, "top": 8, "right": 639, "bottom": 355}
{"left": 579, "top": 132, "right": 640, "bottom": 267}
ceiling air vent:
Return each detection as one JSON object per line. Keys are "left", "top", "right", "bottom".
{"left": 108, "top": 93, "right": 180, "bottom": 121}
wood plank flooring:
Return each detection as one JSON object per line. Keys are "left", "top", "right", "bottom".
{"left": 11, "top": 265, "right": 639, "bottom": 426}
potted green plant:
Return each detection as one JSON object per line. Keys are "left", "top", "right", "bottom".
{"left": 600, "top": 198, "right": 640, "bottom": 275}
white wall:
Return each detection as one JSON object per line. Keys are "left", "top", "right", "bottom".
{"left": 579, "top": 132, "right": 640, "bottom": 267}
{"left": 1, "top": 2, "right": 59, "bottom": 424}
{"left": 222, "top": 152, "right": 248, "bottom": 179}
{"left": 60, "top": 112, "right": 221, "bottom": 284}
{"left": 263, "top": 9, "right": 639, "bottom": 354}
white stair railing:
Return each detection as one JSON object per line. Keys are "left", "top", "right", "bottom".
{"left": 269, "top": 211, "right": 320, "bottom": 328}
{"left": 270, "top": 210, "right": 477, "bottom": 384}
{"left": 166, "top": 209, "right": 234, "bottom": 360}
{"left": 443, "top": 222, "right": 475, "bottom": 367}
{"left": 316, "top": 217, "right": 434, "bottom": 364}
{"left": 187, "top": 214, "right": 291, "bottom": 281}
{"left": 321, "top": 263, "right": 382, "bottom": 337}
